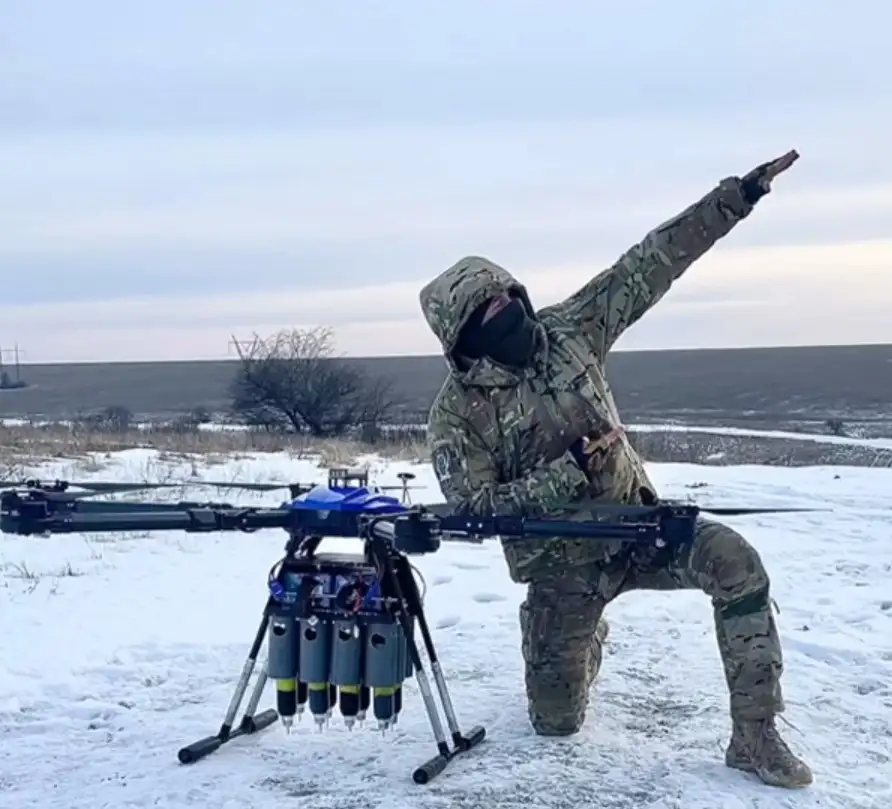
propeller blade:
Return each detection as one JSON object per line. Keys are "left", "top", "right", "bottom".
{"left": 0, "top": 480, "right": 65, "bottom": 491}
{"left": 377, "top": 484, "right": 423, "bottom": 491}
{"left": 184, "top": 481, "right": 421, "bottom": 493}
{"left": 0, "top": 478, "right": 422, "bottom": 497}
{"left": 0, "top": 480, "right": 184, "bottom": 494}
{"left": 701, "top": 506, "right": 828, "bottom": 516}
{"left": 60, "top": 490, "right": 117, "bottom": 501}
{"left": 182, "top": 481, "right": 294, "bottom": 492}
{"left": 414, "top": 503, "right": 827, "bottom": 521}
{"left": 35, "top": 490, "right": 106, "bottom": 501}
{"left": 70, "top": 482, "right": 183, "bottom": 493}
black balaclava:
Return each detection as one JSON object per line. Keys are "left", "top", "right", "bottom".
{"left": 455, "top": 294, "right": 539, "bottom": 369}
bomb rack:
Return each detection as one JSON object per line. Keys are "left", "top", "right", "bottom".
{"left": 177, "top": 509, "right": 485, "bottom": 784}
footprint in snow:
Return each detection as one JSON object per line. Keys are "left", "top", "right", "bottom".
{"left": 435, "top": 615, "right": 462, "bottom": 629}
{"left": 430, "top": 574, "right": 453, "bottom": 586}
{"left": 472, "top": 592, "right": 507, "bottom": 603}
{"left": 451, "top": 561, "right": 489, "bottom": 571}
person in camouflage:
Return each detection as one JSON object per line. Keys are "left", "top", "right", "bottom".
{"left": 420, "top": 151, "right": 813, "bottom": 789}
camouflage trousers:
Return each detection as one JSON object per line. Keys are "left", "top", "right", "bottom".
{"left": 518, "top": 518, "right": 784, "bottom": 736}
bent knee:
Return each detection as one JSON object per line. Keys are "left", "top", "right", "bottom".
{"left": 692, "top": 519, "right": 769, "bottom": 601}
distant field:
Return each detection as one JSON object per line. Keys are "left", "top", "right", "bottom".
{"left": 1, "top": 343, "right": 890, "bottom": 434}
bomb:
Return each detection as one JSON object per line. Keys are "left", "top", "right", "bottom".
{"left": 299, "top": 615, "right": 332, "bottom": 728}
{"left": 330, "top": 619, "right": 364, "bottom": 728}
{"left": 266, "top": 574, "right": 303, "bottom": 732}
{"left": 364, "top": 620, "right": 407, "bottom": 730}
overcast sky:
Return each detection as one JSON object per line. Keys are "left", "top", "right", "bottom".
{"left": 3, "top": 1, "right": 891, "bottom": 363}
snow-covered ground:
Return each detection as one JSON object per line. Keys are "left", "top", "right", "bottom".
{"left": 631, "top": 423, "right": 892, "bottom": 450}
{"left": 1, "top": 447, "right": 890, "bottom": 808}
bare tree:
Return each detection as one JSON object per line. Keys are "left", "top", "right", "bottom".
{"left": 229, "top": 327, "right": 400, "bottom": 437}
{"left": 356, "top": 375, "right": 403, "bottom": 444}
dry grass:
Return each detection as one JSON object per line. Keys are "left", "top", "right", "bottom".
{"left": 0, "top": 422, "right": 430, "bottom": 470}
{"left": 0, "top": 422, "right": 889, "bottom": 476}
{"left": 630, "top": 429, "right": 892, "bottom": 468}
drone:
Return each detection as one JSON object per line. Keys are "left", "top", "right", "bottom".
{"left": 0, "top": 470, "right": 820, "bottom": 784}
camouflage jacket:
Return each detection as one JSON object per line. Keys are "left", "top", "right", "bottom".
{"left": 420, "top": 178, "right": 755, "bottom": 582}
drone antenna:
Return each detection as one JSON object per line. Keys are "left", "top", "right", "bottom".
{"left": 397, "top": 472, "right": 416, "bottom": 505}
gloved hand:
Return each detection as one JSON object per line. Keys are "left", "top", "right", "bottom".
{"left": 740, "top": 149, "right": 799, "bottom": 205}
{"left": 569, "top": 427, "right": 626, "bottom": 477}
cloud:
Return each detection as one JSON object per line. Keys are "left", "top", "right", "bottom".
{"left": 1, "top": 0, "right": 889, "bottom": 361}
{"left": 6, "top": 240, "right": 890, "bottom": 362}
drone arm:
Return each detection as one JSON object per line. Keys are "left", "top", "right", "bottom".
{"left": 47, "top": 511, "right": 222, "bottom": 534}
{"left": 0, "top": 503, "right": 292, "bottom": 536}
{"left": 438, "top": 512, "right": 664, "bottom": 542}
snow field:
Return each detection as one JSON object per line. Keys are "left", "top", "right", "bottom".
{"left": 0, "top": 448, "right": 889, "bottom": 808}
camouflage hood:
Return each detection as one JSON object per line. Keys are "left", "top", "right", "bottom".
{"left": 419, "top": 256, "right": 539, "bottom": 378}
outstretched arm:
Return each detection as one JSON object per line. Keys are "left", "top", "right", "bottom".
{"left": 548, "top": 151, "right": 799, "bottom": 358}
{"left": 428, "top": 408, "right": 588, "bottom": 518}
{"left": 550, "top": 177, "right": 752, "bottom": 357}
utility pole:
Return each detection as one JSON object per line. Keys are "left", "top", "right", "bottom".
{"left": 229, "top": 334, "right": 266, "bottom": 363}
{"left": 228, "top": 336, "right": 252, "bottom": 362}
{"left": 0, "top": 344, "right": 26, "bottom": 389}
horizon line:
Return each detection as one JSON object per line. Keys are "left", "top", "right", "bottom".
{"left": 9, "top": 341, "right": 892, "bottom": 368}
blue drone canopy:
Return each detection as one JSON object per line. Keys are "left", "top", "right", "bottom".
{"left": 289, "top": 484, "right": 408, "bottom": 515}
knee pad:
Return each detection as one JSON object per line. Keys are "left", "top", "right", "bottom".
{"left": 695, "top": 525, "right": 770, "bottom": 603}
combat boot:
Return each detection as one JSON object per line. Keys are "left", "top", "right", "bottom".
{"left": 725, "top": 716, "right": 813, "bottom": 788}
{"left": 587, "top": 618, "right": 610, "bottom": 688}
